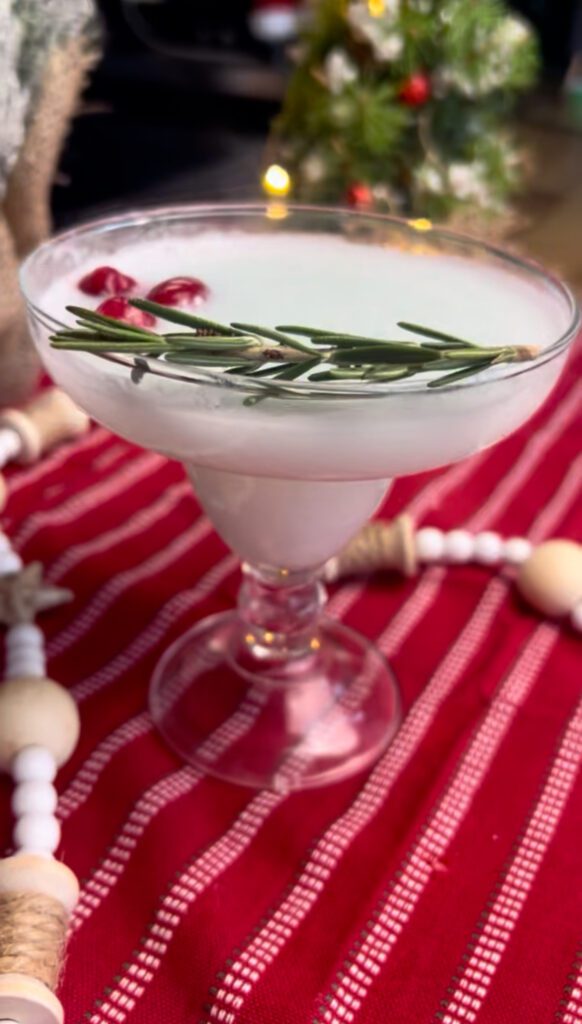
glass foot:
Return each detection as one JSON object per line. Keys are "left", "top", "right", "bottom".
{"left": 149, "top": 612, "right": 401, "bottom": 792}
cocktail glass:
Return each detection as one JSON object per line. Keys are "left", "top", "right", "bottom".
{"left": 20, "top": 204, "right": 579, "bottom": 791}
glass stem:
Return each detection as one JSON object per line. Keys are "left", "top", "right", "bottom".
{"left": 238, "top": 563, "right": 326, "bottom": 662}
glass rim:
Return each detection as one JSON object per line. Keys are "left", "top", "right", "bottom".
{"left": 20, "top": 201, "right": 581, "bottom": 398}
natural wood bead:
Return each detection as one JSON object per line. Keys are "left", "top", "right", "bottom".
{"left": 516, "top": 540, "right": 582, "bottom": 617}
{"left": 0, "top": 472, "right": 6, "bottom": 514}
{"left": 0, "top": 678, "right": 80, "bottom": 772}
{"left": 0, "top": 388, "right": 89, "bottom": 465}
{"left": 0, "top": 972, "right": 64, "bottom": 1024}
{"left": 324, "top": 516, "right": 417, "bottom": 581}
{"left": 12, "top": 747, "right": 56, "bottom": 784}
{"left": 0, "top": 855, "right": 79, "bottom": 915}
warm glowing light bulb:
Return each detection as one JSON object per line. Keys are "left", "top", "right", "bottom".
{"left": 407, "top": 217, "right": 433, "bottom": 232}
{"left": 368, "top": 0, "right": 385, "bottom": 16}
{"left": 265, "top": 201, "right": 289, "bottom": 221}
{"left": 262, "top": 164, "right": 291, "bottom": 198}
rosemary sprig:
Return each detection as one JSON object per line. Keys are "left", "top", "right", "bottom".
{"left": 49, "top": 299, "right": 539, "bottom": 392}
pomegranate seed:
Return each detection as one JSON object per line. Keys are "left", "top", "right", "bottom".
{"left": 78, "top": 265, "right": 137, "bottom": 296}
{"left": 146, "top": 276, "right": 209, "bottom": 307}
{"left": 96, "top": 297, "right": 156, "bottom": 328}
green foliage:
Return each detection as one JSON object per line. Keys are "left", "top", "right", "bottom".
{"left": 269, "top": 0, "right": 539, "bottom": 220}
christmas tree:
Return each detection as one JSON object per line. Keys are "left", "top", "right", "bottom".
{"left": 265, "top": 0, "right": 538, "bottom": 222}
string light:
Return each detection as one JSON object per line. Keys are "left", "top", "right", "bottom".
{"left": 368, "top": 0, "right": 386, "bottom": 15}
{"left": 265, "top": 201, "right": 289, "bottom": 221}
{"left": 407, "top": 217, "right": 433, "bottom": 232}
{"left": 262, "top": 164, "right": 292, "bottom": 198}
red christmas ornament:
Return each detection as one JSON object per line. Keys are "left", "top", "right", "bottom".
{"left": 96, "top": 297, "right": 157, "bottom": 328}
{"left": 346, "top": 183, "right": 374, "bottom": 210}
{"left": 78, "top": 266, "right": 137, "bottom": 297}
{"left": 146, "top": 277, "right": 210, "bottom": 307}
{"left": 399, "top": 72, "right": 431, "bottom": 107}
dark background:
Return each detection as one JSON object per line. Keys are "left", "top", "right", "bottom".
{"left": 52, "top": 0, "right": 582, "bottom": 228}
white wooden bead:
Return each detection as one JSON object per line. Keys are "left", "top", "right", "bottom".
{"left": 443, "top": 529, "right": 475, "bottom": 563}
{"left": 0, "top": 530, "right": 11, "bottom": 551}
{"left": 6, "top": 622, "right": 45, "bottom": 648}
{"left": 516, "top": 540, "right": 582, "bottom": 617}
{"left": 5, "top": 653, "right": 47, "bottom": 680}
{"left": 11, "top": 746, "right": 57, "bottom": 784}
{"left": 0, "top": 973, "right": 64, "bottom": 1024}
{"left": 415, "top": 526, "right": 445, "bottom": 563}
{"left": 473, "top": 531, "right": 503, "bottom": 565}
{"left": 0, "top": 678, "right": 80, "bottom": 771}
{"left": 0, "top": 854, "right": 79, "bottom": 914}
{"left": 12, "top": 780, "right": 57, "bottom": 817}
{"left": 571, "top": 602, "right": 582, "bottom": 632}
{"left": 503, "top": 537, "right": 533, "bottom": 565}
{"left": 0, "top": 549, "right": 23, "bottom": 575}
{"left": 13, "top": 813, "right": 61, "bottom": 854}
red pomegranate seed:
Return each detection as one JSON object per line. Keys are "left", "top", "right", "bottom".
{"left": 96, "top": 297, "right": 156, "bottom": 328}
{"left": 146, "top": 276, "right": 209, "bottom": 307}
{"left": 78, "top": 265, "right": 137, "bottom": 296}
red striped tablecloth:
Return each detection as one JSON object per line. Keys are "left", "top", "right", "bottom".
{"left": 1, "top": 342, "right": 581, "bottom": 1024}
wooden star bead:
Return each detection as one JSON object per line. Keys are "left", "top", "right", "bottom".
{"left": 0, "top": 678, "right": 80, "bottom": 772}
{"left": 516, "top": 540, "right": 582, "bottom": 617}
{"left": 0, "top": 563, "right": 72, "bottom": 626}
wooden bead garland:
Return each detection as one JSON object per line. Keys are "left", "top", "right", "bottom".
{"left": 0, "top": 512, "right": 80, "bottom": 1024}
{"left": 516, "top": 540, "right": 582, "bottom": 618}
{"left": 325, "top": 520, "right": 582, "bottom": 629}
{"left": 0, "top": 678, "right": 80, "bottom": 772}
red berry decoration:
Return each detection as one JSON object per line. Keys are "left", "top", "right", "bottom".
{"left": 78, "top": 266, "right": 137, "bottom": 296}
{"left": 96, "top": 297, "right": 156, "bottom": 328}
{"left": 146, "top": 277, "right": 210, "bottom": 307}
{"left": 346, "top": 182, "right": 374, "bottom": 210}
{"left": 399, "top": 72, "right": 431, "bottom": 106}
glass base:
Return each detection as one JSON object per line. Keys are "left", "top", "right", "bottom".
{"left": 149, "top": 612, "right": 401, "bottom": 792}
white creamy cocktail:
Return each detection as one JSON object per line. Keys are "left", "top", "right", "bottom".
{"left": 21, "top": 205, "right": 579, "bottom": 791}
{"left": 32, "top": 226, "right": 572, "bottom": 570}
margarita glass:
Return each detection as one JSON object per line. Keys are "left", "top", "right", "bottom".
{"left": 20, "top": 204, "right": 579, "bottom": 791}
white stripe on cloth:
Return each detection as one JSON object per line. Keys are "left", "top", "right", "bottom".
{"left": 84, "top": 391, "right": 581, "bottom": 1024}
{"left": 48, "top": 479, "right": 191, "bottom": 583}
{"left": 12, "top": 450, "right": 165, "bottom": 549}
{"left": 70, "top": 554, "right": 240, "bottom": 703}
{"left": 57, "top": 712, "right": 152, "bottom": 821}
{"left": 438, "top": 689, "right": 582, "bottom": 1024}
{"left": 557, "top": 951, "right": 582, "bottom": 1023}
{"left": 47, "top": 514, "right": 213, "bottom": 659}
{"left": 6, "top": 426, "right": 109, "bottom": 497}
